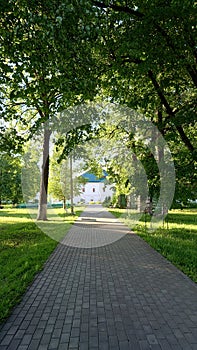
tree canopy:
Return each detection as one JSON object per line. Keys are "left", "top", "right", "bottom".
{"left": 0, "top": 0, "right": 100, "bottom": 218}
{"left": 0, "top": 0, "right": 196, "bottom": 214}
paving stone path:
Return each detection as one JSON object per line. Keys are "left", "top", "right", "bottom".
{"left": 0, "top": 205, "right": 197, "bottom": 350}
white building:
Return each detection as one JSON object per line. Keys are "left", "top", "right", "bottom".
{"left": 73, "top": 171, "right": 114, "bottom": 204}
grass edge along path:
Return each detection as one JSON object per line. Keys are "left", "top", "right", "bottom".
{"left": 0, "top": 207, "right": 83, "bottom": 324}
{"left": 109, "top": 208, "right": 197, "bottom": 284}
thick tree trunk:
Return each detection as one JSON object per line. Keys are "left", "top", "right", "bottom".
{"left": 63, "top": 196, "right": 66, "bottom": 210}
{"left": 70, "top": 154, "right": 74, "bottom": 215}
{"left": 37, "top": 126, "right": 51, "bottom": 221}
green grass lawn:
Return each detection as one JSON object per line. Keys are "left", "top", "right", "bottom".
{"left": 0, "top": 206, "right": 83, "bottom": 323}
{"left": 109, "top": 208, "right": 197, "bottom": 283}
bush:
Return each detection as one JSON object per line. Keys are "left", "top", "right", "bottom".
{"left": 102, "top": 196, "right": 112, "bottom": 207}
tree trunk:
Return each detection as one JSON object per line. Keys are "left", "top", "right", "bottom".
{"left": 37, "top": 126, "right": 51, "bottom": 220}
{"left": 70, "top": 154, "right": 74, "bottom": 215}
{"left": 118, "top": 194, "right": 127, "bottom": 209}
{"left": 0, "top": 169, "right": 2, "bottom": 205}
{"left": 157, "top": 107, "right": 165, "bottom": 163}
{"left": 63, "top": 196, "right": 66, "bottom": 210}
{"left": 63, "top": 196, "right": 68, "bottom": 213}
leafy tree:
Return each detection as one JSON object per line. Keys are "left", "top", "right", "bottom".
{"left": 53, "top": 1, "right": 196, "bottom": 208}
{"left": 21, "top": 140, "right": 41, "bottom": 203}
{"left": 92, "top": 0, "right": 197, "bottom": 157}
{"left": 1, "top": 0, "right": 196, "bottom": 215}
{"left": 0, "top": 153, "right": 23, "bottom": 205}
{"left": 49, "top": 157, "right": 71, "bottom": 208}
{"left": 0, "top": 0, "right": 99, "bottom": 219}
{"left": 48, "top": 149, "right": 86, "bottom": 209}
{"left": 167, "top": 126, "right": 197, "bottom": 206}
{"left": 86, "top": 1, "right": 196, "bottom": 207}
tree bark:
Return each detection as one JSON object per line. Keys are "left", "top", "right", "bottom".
{"left": 37, "top": 126, "right": 51, "bottom": 220}
{"left": 70, "top": 154, "right": 74, "bottom": 215}
{"left": 148, "top": 70, "right": 195, "bottom": 154}
{"left": 157, "top": 108, "right": 165, "bottom": 162}
{"left": 63, "top": 196, "right": 66, "bottom": 210}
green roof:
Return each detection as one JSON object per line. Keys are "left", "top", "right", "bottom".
{"left": 82, "top": 171, "right": 107, "bottom": 183}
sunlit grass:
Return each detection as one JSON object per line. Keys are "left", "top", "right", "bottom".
{"left": 109, "top": 208, "right": 197, "bottom": 283}
{"left": 0, "top": 206, "right": 83, "bottom": 323}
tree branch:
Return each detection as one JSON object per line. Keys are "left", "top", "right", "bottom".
{"left": 92, "top": 1, "right": 143, "bottom": 18}
{"left": 176, "top": 125, "right": 195, "bottom": 153}
{"left": 148, "top": 70, "right": 176, "bottom": 117}
{"left": 148, "top": 70, "right": 195, "bottom": 153}
{"left": 93, "top": 1, "right": 197, "bottom": 88}
{"left": 186, "top": 65, "right": 197, "bottom": 87}
{"left": 121, "top": 56, "right": 142, "bottom": 65}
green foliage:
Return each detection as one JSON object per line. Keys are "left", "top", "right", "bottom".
{"left": 0, "top": 0, "right": 196, "bottom": 211}
{"left": 102, "top": 196, "right": 112, "bottom": 207}
{"left": 22, "top": 140, "right": 41, "bottom": 202}
{"left": 48, "top": 149, "right": 85, "bottom": 203}
{"left": 0, "top": 153, "right": 23, "bottom": 205}
{"left": 0, "top": 0, "right": 99, "bottom": 139}
{"left": 94, "top": 2, "right": 197, "bottom": 205}
{"left": 0, "top": 0, "right": 100, "bottom": 219}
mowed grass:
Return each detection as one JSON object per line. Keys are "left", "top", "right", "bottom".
{"left": 0, "top": 206, "right": 83, "bottom": 323}
{"left": 109, "top": 208, "right": 197, "bottom": 283}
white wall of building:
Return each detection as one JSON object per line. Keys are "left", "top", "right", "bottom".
{"left": 73, "top": 181, "right": 114, "bottom": 204}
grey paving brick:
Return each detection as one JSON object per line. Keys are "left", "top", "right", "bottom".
{"left": 37, "top": 345, "right": 48, "bottom": 350}
{"left": 40, "top": 333, "right": 51, "bottom": 345}
{"left": 20, "top": 334, "right": 33, "bottom": 345}
{"left": 6, "top": 326, "right": 19, "bottom": 336}
{"left": 119, "top": 341, "right": 130, "bottom": 350}
{"left": 147, "top": 334, "right": 158, "bottom": 345}
{"left": 0, "top": 205, "right": 196, "bottom": 350}
{"left": 27, "top": 339, "right": 41, "bottom": 350}
{"left": 15, "top": 330, "right": 26, "bottom": 339}
{"left": 48, "top": 337, "right": 60, "bottom": 349}
{"left": 51, "top": 328, "right": 62, "bottom": 338}
{"left": 139, "top": 339, "right": 151, "bottom": 349}
{"left": 150, "top": 345, "right": 162, "bottom": 350}
{"left": 7, "top": 338, "right": 21, "bottom": 350}
{"left": 79, "top": 332, "right": 88, "bottom": 343}
{"left": 109, "top": 335, "right": 119, "bottom": 348}
{"left": 32, "top": 329, "right": 44, "bottom": 340}
{"left": 98, "top": 331, "right": 108, "bottom": 342}
{"left": 128, "top": 338, "right": 141, "bottom": 350}
{"left": 68, "top": 337, "right": 79, "bottom": 347}
{"left": 159, "top": 339, "right": 173, "bottom": 349}
{"left": 0, "top": 335, "right": 13, "bottom": 346}
{"left": 79, "top": 342, "right": 88, "bottom": 350}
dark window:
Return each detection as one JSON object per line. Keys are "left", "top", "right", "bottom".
{"left": 93, "top": 188, "right": 95, "bottom": 192}
{"left": 82, "top": 188, "right": 85, "bottom": 192}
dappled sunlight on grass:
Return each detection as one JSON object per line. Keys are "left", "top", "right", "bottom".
{"left": 0, "top": 207, "right": 32, "bottom": 220}
{"left": 29, "top": 207, "right": 84, "bottom": 242}
{"left": 0, "top": 206, "right": 84, "bottom": 323}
